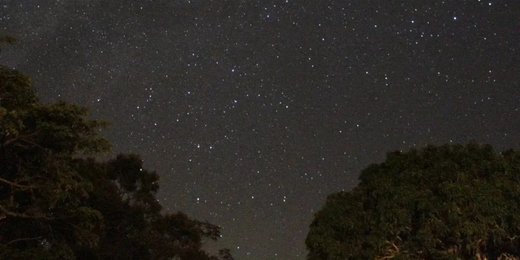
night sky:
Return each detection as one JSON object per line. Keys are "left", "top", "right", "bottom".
{"left": 1, "top": 0, "right": 519, "bottom": 259}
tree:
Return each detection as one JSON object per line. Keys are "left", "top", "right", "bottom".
{"left": 74, "top": 155, "right": 231, "bottom": 260}
{"left": 306, "top": 142, "right": 520, "bottom": 260}
{"left": 0, "top": 42, "right": 232, "bottom": 259}
{"left": 0, "top": 64, "right": 111, "bottom": 258}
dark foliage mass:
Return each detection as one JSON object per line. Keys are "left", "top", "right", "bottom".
{"left": 0, "top": 40, "right": 232, "bottom": 259}
{"left": 307, "top": 142, "right": 520, "bottom": 260}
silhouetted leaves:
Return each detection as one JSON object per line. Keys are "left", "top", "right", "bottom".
{"left": 0, "top": 65, "right": 109, "bottom": 259}
{"left": 0, "top": 54, "right": 232, "bottom": 259}
{"left": 307, "top": 142, "right": 520, "bottom": 259}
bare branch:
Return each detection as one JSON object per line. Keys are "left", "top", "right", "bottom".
{"left": 5, "top": 236, "right": 42, "bottom": 246}
{"left": 3, "top": 132, "right": 40, "bottom": 147}
{"left": 0, "top": 205, "right": 52, "bottom": 220}
{"left": 0, "top": 176, "right": 35, "bottom": 189}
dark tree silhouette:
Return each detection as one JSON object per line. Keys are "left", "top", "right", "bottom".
{"left": 307, "top": 142, "right": 520, "bottom": 260}
{"left": 0, "top": 42, "right": 233, "bottom": 260}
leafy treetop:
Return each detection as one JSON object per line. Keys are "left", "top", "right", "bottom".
{"left": 0, "top": 40, "right": 232, "bottom": 259}
{"left": 306, "top": 142, "right": 520, "bottom": 260}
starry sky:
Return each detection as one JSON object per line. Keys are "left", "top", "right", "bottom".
{"left": 1, "top": 0, "right": 519, "bottom": 259}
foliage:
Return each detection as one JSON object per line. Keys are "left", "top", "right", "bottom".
{"left": 0, "top": 65, "right": 110, "bottom": 259}
{"left": 0, "top": 35, "right": 16, "bottom": 52}
{"left": 0, "top": 46, "right": 232, "bottom": 259}
{"left": 74, "top": 155, "right": 230, "bottom": 260}
{"left": 306, "top": 142, "right": 520, "bottom": 260}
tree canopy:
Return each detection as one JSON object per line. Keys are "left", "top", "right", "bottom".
{"left": 0, "top": 43, "right": 232, "bottom": 259}
{"left": 306, "top": 142, "right": 520, "bottom": 260}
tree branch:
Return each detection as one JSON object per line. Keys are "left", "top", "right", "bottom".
{"left": 0, "top": 176, "right": 35, "bottom": 189}
{"left": 5, "top": 236, "right": 42, "bottom": 246}
{"left": 3, "top": 131, "right": 40, "bottom": 147}
{"left": 0, "top": 205, "right": 52, "bottom": 220}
